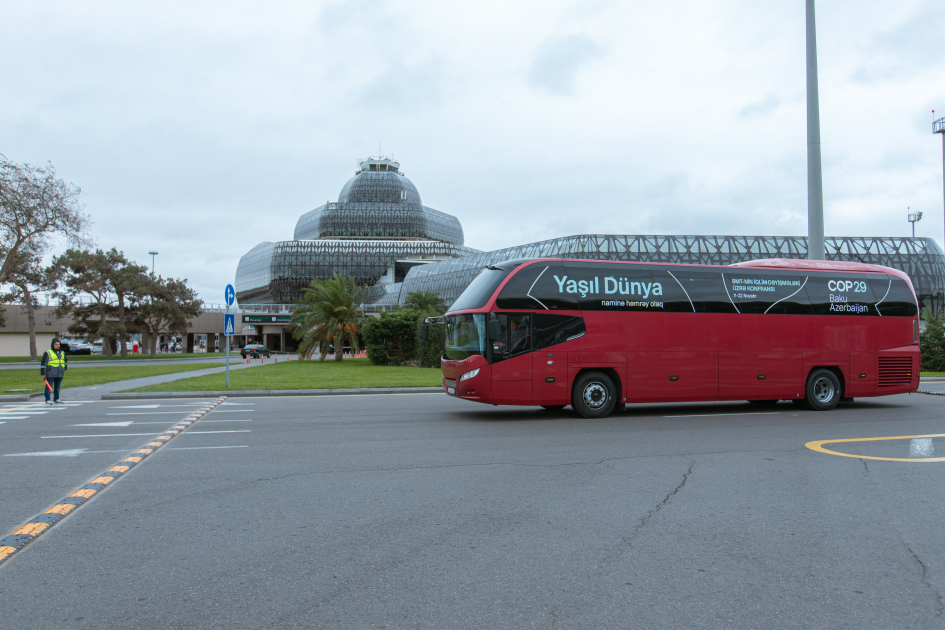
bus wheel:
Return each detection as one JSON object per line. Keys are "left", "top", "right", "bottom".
{"left": 804, "top": 369, "right": 841, "bottom": 411}
{"left": 747, "top": 400, "right": 779, "bottom": 406}
{"left": 541, "top": 405, "right": 566, "bottom": 411}
{"left": 572, "top": 372, "right": 616, "bottom": 418}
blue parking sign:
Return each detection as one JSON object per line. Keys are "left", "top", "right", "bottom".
{"left": 224, "top": 313, "right": 235, "bottom": 336}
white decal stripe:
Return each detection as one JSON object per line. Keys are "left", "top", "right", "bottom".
{"left": 874, "top": 277, "right": 891, "bottom": 316}
{"left": 721, "top": 273, "right": 740, "bottom": 313}
{"left": 764, "top": 276, "right": 809, "bottom": 315}
{"left": 666, "top": 271, "right": 695, "bottom": 312}
{"left": 526, "top": 266, "right": 550, "bottom": 310}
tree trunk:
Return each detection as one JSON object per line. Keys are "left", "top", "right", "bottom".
{"left": 117, "top": 295, "right": 128, "bottom": 359}
{"left": 22, "top": 285, "right": 37, "bottom": 361}
{"left": 99, "top": 302, "right": 114, "bottom": 359}
{"left": 149, "top": 325, "right": 158, "bottom": 358}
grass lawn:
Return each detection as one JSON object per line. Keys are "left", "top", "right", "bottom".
{"left": 123, "top": 358, "right": 444, "bottom": 392}
{"left": 0, "top": 352, "right": 235, "bottom": 363}
{"left": 0, "top": 364, "right": 218, "bottom": 394}
{"left": 921, "top": 372, "right": 945, "bottom": 377}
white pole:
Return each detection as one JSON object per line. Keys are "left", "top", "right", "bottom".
{"left": 806, "top": 0, "right": 825, "bottom": 260}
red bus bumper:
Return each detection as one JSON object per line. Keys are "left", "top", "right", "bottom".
{"left": 441, "top": 356, "right": 492, "bottom": 403}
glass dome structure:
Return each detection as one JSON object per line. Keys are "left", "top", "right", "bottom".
{"left": 235, "top": 158, "right": 478, "bottom": 304}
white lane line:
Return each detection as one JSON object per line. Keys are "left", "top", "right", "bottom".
{"left": 72, "top": 421, "right": 135, "bottom": 427}
{"left": 167, "top": 445, "right": 249, "bottom": 450}
{"left": 0, "top": 416, "right": 29, "bottom": 420}
{"left": 128, "top": 419, "right": 252, "bottom": 424}
{"left": 42, "top": 432, "right": 178, "bottom": 438}
{"left": 208, "top": 410, "right": 252, "bottom": 413}
{"left": 41, "top": 430, "right": 252, "bottom": 438}
{"left": 663, "top": 412, "right": 781, "bottom": 418}
{"left": 109, "top": 403, "right": 203, "bottom": 409}
{"left": 107, "top": 412, "right": 200, "bottom": 416}
{"left": 220, "top": 402, "right": 255, "bottom": 406}
{"left": 0, "top": 421, "right": 5, "bottom": 425}
{"left": 5, "top": 448, "right": 89, "bottom": 457}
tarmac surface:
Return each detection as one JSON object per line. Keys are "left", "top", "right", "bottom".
{"left": 0, "top": 391, "right": 943, "bottom": 629}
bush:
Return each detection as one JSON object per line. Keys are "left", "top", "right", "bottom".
{"left": 920, "top": 307, "right": 945, "bottom": 372}
{"left": 417, "top": 323, "right": 445, "bottom": 368}
{"left": 362, "top": 310, "right": 421, "bottom": 366}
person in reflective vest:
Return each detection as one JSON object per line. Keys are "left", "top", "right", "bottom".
{"left": 40, "top": 337, "right": 68, "bottom": 404}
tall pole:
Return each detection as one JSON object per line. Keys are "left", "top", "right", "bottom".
{"left": 934, "top": 113, "right": 945, "bottom": 254}
{"left": 806, "top": 0, "right": 825, "bottom": 261}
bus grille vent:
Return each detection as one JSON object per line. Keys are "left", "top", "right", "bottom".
{"left": 878, "top": 357, "right": 913, "bottom": 387}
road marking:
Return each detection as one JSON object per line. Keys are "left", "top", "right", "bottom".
{"left": 208, "top": 410, "right": 252, "bottom": 413}
{"left": 220, "top": 402, "right": 255, "bottom": 405}
{"left": 40, "top": 429, "right": 251, "bottom": 438}
{"left": 0, "top": 396, "right": 227, "bottom": 565}
{"left": 805, "top": 434, "right": 945, "bottom": 463}
{"left": 1, "top": 416, "right": 28, "bottom": 420}
{"left": 910, "top": 438, "right": 934, "bottom": 457}
{"left": 167, "top": 445, "right": 249, "bottom": 450}
{"left": 41, "top": 432, "right": 178, "bottom": 438}
{"left": 663, "top": 412, "right": 781, "bottom": 418}
{"left": 72, "top": 421, "right": 135, "bottom": 427}
{"left": 106, "top": 412, "right": 199, "bottom": 416}
{"left": 109, "top": 403, "right": 203, "bottom": 409}
{"left": 5, "top": 449, "right": 89, "bottom": 457}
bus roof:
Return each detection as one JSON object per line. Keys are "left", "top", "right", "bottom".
{"left": 503, "top": 257, "right": 908, "bottom": 279}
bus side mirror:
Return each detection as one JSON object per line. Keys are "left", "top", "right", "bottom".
{"left": 488, "top": 320, "right": 500, "bottom": 339}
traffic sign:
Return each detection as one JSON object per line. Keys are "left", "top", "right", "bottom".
{"left": 225, "top": 284, "right": 236, "bottom": 306}
{"left": 224, "top": 313, "right": 235, "bottom": 336}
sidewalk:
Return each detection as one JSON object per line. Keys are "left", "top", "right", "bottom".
{"left": 16, "top": 361, "right": 257, "bottom": 401}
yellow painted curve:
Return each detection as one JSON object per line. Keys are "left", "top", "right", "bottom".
{"left": 805, "top": 434, "right": 945, "bottom": 463}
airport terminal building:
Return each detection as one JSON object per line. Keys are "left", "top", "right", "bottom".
{"left": 235, "top": 158, "right": 945, "bottom": 318}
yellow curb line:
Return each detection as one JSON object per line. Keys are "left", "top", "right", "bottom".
{"left": 805, "top": 434, "right": 945, "bottom": 463}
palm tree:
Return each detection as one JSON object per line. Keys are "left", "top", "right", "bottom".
{"left": 290, "top": 275, "right": 366, "bottom": 362}
{"left": 404, "top": 290, "right": 447, "bottom": 318}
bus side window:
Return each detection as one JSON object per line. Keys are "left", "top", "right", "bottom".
{"left": 492, "top": 314, "right": 530, "bottom": 361}
{"left": 534, "top": 314, "right": 586, "bottom": 349}
{"left": 871, "top": 276, "right": 918, "bottom": 317}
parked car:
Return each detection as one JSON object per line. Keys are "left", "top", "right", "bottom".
{"left": 240, "top": 344, "right": 271, "bottom": 359}
{"left": 67, "top": 341, "right": 92, "bottom": 355}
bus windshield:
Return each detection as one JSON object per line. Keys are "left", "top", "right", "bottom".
{"left": 449, "top": 267, "right": 510, "bottom": 311}
{"left": 444, "top": 313, "right": 487, "bottom": 360}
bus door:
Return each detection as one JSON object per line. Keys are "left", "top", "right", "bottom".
{"left": 490, "top": 313, "right": 533, "bottom": 404}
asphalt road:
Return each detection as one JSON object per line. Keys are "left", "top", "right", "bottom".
{"left": 0, "top": 392, "right": 943, "bottom": 629}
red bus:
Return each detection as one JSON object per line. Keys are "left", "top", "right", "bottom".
{"left": 440, "top": 258, "right": 920, "bottom": 417}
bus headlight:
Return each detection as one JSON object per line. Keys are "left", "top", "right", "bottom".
{"left": 460, "top": 368, "right": 480, "bottom": 381}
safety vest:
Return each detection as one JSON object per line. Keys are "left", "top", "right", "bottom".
{"left": 45, "top": 349, "right": 65, "bottom": 368}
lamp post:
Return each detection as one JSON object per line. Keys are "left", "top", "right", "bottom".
{"left": 908, "top": 209, "right": 923, "bottom": 238}
{"left": 806, "top": 0, "right": 825, "bottom": 261}
{"left": 934, "top": 112, "right": 945, "bottom": 250}
{"left": 148, "top": 251, "right": 159, "bottom": 278}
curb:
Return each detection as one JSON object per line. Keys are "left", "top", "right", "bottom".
{"left": 0, "top": 395, "right": 32, "bottom": 402}
{"left": 103, "top": 387, "right": 445, "bottom": 399}
{"left": 0, "top": 396, "right": 227, "bottom": 565}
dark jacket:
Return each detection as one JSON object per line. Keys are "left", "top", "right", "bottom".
{"left": 40, "top": 339, "right": 68, "bottom": 378}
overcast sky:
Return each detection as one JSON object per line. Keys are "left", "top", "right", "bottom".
{"left": 2, "top": 0, "right": 944, "bottom": 303}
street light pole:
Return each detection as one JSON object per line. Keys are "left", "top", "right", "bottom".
{"left": 908, "top": 209, "right": 923, "bottom": 238}
{"left": 148, "top": 251, "right": 159, "bottom": 278}
{"left": 806, "top": 0, "right": 825, "bottom": 261}
{"left": 934, "top": 112, "right": 945, "bottom": 251}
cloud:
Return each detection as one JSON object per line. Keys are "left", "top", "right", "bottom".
{"left": 738, "top": 94, "right": 781, "bottom": 119}
{"left": 527, "top": 33, "right": 605, "bottom": 96}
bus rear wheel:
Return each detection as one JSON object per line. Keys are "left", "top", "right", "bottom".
{"left": 572, "top": 371, "right": 616, "bottom": 419}
{"left": 804, "top": 369, "right": 841, "bottom": 411}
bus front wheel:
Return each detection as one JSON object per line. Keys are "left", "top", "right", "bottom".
{"left": 572, "top": 372, "right": 616, "bottom": 419}
{"left": 804, "top": 369, "right": 841, "bottom": 411}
